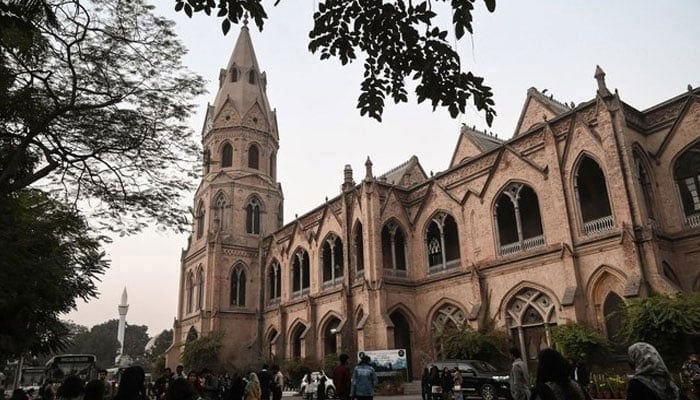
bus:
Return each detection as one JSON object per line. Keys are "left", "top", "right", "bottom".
{"left": 45, "top": 354, "right": 98, "bottom": 383}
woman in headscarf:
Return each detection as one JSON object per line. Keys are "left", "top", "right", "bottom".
{"left": 113, "top": 366, "right": 149, "bottom": 400}
{"left": 530, "top": 348, "right": 587, "bottom": 400}
{"left": 245, "top": 372, "right": 262, "bottom": 400}
{"left": 626, "top": 342, "right": 679, "bottom": 400}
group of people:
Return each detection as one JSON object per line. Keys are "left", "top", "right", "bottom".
{"left": 420, "top": 365, "right": 464, "bottom": 400}
{"left": 508, "top": 342, "right": 687, "bottom": 400}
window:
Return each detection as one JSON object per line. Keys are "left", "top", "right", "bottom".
{"left": 634, "top": 153, "right": 655, "bottom": 221}
{"left": 322, "top": 234, "right": 343, "bottom": 287}
{"left": 230, "top": 265, "right": 246, "bottom": 307}
{"left": 248, "top": 70, "right": 256, "bottom": 85}
{"left": 197, "top": 269, "right": 204, "bottom": 310}
{"left": 186, "top": 272, "right": 194, "bottom": 313}
{"left": 495, "top": 183, "right": 545, "bottom": 256}
{"left": 354, "top": 222, "right": 365, "bottom": 275}
{"left": 195, "top": 201, "right": 205, "bottom": 239}
{"left": 576, "top": 156, "right": 614, "bottom": 235}
{"left": 213, "top": 193, "right": 227, "bottom": 230}
{"left": 268, "top": 261, "right": 281, "bottom": 302}
{"left": 603, "top": 292, "right": 624, "bottom": 341}
{"left": 506, "top": 288, "right": 557, "bottom": 361}
{"left": 425, "top": 213, "right": 461, "bottom": 273}
{"left": 221, "top": 143, "right": 233, "bottom": 168}
{"left": 277, "top": 203, "right": 284, "bottom": 229}
{"left": 270, "top": 153, "right": 276, "bottom": 179}
{"left": 674, "top": 142, "right": 700, "bottom": 227}
{"left": 203, "top": 149, "right": 211, "bottom": 174}
{"left": 292, "top": 249, "right": 310, "bottom": 297}
{"left": 248, "top": 144, "right": 260, "bottom": 169}
{"left": 231, "top": 67, "right": 239, "bottom": 82}
{"left": 381, "top": 221, "right": 407, "bottom": 274}
{"left": 246, "top": 197, "right": 261, "bottom": 234}
{"left": 291, "top": 324, "right": 306, "bottom": 359}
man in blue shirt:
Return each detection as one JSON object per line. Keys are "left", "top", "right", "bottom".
{"left": 351, "top": 355, "right": 378, "bottom": 400}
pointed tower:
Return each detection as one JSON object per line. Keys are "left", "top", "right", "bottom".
{"left": 168, "top": 24, "right": 284, "bottom": 369}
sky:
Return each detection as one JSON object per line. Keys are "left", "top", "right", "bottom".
{"left": 66, "top": 0, "right": 700, "bottom": 336}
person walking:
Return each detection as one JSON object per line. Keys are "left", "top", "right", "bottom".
{"left": 113, "top": 366, "right": 149, "bottom": 400}
{"left": 626, "top": 342, "right": 679, "bottom": 400}
{"left": 452, "top": 367, "right": 463, "bottom": 400}
{"left": 202, "top": 369, "right": 220, "bottom": 400}
{"left": 244, "top": 373, "right": 261, "bottom": 400}
{"left": 530, "top": 348, "right": 587, "bottom": 400}
{"left": 569, "top": 357, "right": 590, "bottom": 391}
{"left": 56, "top": 375, "right": 85, "bottom": 400}
{"left": 440, "top": 367, "right": 453, "bottom": 400}
{"left": 271, "top": 366, "right": 284, "bottom": 400}
{"left": 428, "top": 366, "right": 441, "bottom": 400}
{"left": 350, "top": 355, "right": 378, "bottom": 400}
{"left": 420, "top": 368, "right": 430, "bottom": 400}
{"left": 166, "top": 378, "right": 196, "bottom": 400}
{"left": 258, "top": 366, "right": 272, "bottom": 400}
{"left": 84, "top": 379, "right": 106, "bottom": 400}
{"left": 332, "top": 354, "right": 352, "bottom": 400}
{"left": 508, "top": 346, "right": 530, "bottom": 400}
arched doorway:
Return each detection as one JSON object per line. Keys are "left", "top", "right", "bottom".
{"left": 506, "top": 288, "right": 557, "bottom": 362}
{"left": 291, "top": 324, "right": 307, "bottom": 359}
{"left": 603, "top": 292, "right": 624, "bottom": 341}
{"left": 390, "top": 310, "right": 412, "bottom": 378}
{"left": 322, "top": 316, "right": 342, "bottom": 357}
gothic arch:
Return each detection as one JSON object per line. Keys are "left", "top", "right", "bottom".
{"left": 196, "top": 265, "right": 205, "bottom": 310}
{"left": 672, "top": 138, "right": 700, "bottom": 223}
{"left": 503, "top": 285, "right": 559, "bottom": 361}
{"left": 386, "top": 303, "right": 419, "bottom": 330}
{"left": 230, "top": 263, "right": 247, "bottom": 307}
{"left": 267, "top": 258, "right": 282, "bottom": 302}
{"left": 212, "top": 191, "right": 229, "bottom": 229}
{"left": 265, "top": 326, "right": 279, "bottom": 358}
{"left": 428, "top": 300, "right": 468, "bottom": 333}
{"left": 288, "top": 319, "right": 309, "bottom": 359}
{"left": 381, "top": 218, "right": 409, "bottom": 273}
{"left": 245, "top": 195, "right": 263, "bottom": 235}
{"left": 318, "top": 311, "right": 344, "bottom": 357}
{"left": 492, "top": 180, "right": 545, "bottom": 256}
{"left": 352, "top": 220, "right": 365, "bottom": 276}
{"left": 185, "top": 271, "right": 195, "bottom": 314}
{"left": 290, "top": 247, "right": 311, "bottom": 296}
{"left": 320, "top": 232, "right": 343, "bottom": 286}
{"left": 499, "top": 281, "right": 560, "bottom": 323}
{"left": 572, "top": 152, "right": 615, "bottom": 235}
{"left": 186, "top": 326, "right": 199, "bottom": 343}
{"left": 387, "top": 307, "right": 414, "bottom": 377}
{"left": 248, "top": 142, "right": 261, "bottom": 169}
{"left": 585, "top": 265, "right": 627, "bottom": 307}
{"left": 423, "top": 210, "right": 461, "bottom": 271}
{"left": 195, "top": 200, "right": 205, "bottom": 239}
{"left": 221, "top": 142, "right": 233, "bottom": 168}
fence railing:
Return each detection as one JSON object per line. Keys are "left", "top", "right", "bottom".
{"left": 583, "top": 215, "right": 614, "bottom": 235}
{"left": 499, "top": 235, "right": 545, "bottom": 256}
{"left": 687, "top": 213, "right": 700, "bottom": 228}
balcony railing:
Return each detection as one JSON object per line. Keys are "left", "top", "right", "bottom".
{"left": 428, "top": 259, "right": 460, "bottom": 274}
{"left": 687, "top": 213, "right": 700, "bottom": 228}
{"left": 582, "top": 215, "right": 614, "bottom": 235}
{"left": 322, "top": 277, "right": 343, "bottom": 289}
{"left": 499, "top": 235, "right": 545, "bottom": 256}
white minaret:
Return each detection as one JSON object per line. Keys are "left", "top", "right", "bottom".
{"left": 117, "top": 287, "right": 129, "bottom": 362}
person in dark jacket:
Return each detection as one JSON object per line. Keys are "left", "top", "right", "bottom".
{"left": 440, "top": 367, "right": 453, "bottom": 400}
{"left": 569, "top": 357, "right": 590, "bottom": 390}
{"left": 258, "top": 365, "right": 273, "bottom": 400}
{"left": 420, "top": 368, "right": 430, "bottom": 400}
{"left": 113, "top": 366, "right": 149, "bottom": 400}
{"left": 530, "top": 348, "right": 587, "bottom": 400}
{"left": 626, "top": 342, "right": 679, "bottom": 400}
{"left": 332, "top": 354, "right": 351, "bottom": 400}
{"left": 428, "top": 366, "right": 441, "bottom": 400}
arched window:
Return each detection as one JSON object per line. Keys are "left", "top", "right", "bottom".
{"left": 221, "top": 143, "right": 233, "bottom": 168}
{"left": 268, "top": 261, "right": 281, "bottom": 302}
{"left": 186, "top": 327, "right": 199, "bottom": 343}
{"left": 231, "top": 67, "right": 239, "bottom": 82}
{"left": 354, "top": 223, "right": 365, "bottom": 276}
{"left": 495, "top": 183, "right": 545, "bottom": 256}
{"left": 322, "top": 234, "right": 344, "bottom": 287}
{"left": 291, "top": 324, "right": 306, "bottom": 359}
{"left": 425, "top": 213, "right": 461, "bottom": 273}
{"left": 431, "top": 304, "right": 465, "bottom": 359}
{"left": 248, "top": 144, "right": 259, "bottom": 169}
{"left": 270, "top": 153, "right": 276, "bottom": 179}
{"left": 230, "top": 265, "right": 246, "bottom": 307}
{"left": 248, "top": 70, "right": 256, "bottom": 85}
{"left": 246, "top": 197, "right": 261, "bottom": 234}
{"left": 576, "top": 156, "right": 614, "bottom": 235}
{"left": 381, "top": 221, "right": 408, "bottom": 275}
{"left": 203, "top": 149, "right": 211, "bottom": 174}
{"left": 197, "top": 269, "right": 204, "bottom": 310}
{"left": 322, "top": 316, "right": 341, "bottom": 357}
{"left": 634, "top": 153, "right": 655, "bottom": 221}
{"left": 603, "top": 292, "right": 624, "bottom": 341}
{"left": 292, "top": 249, "right": 310, "bottom": 297}
{"left": 277, "top": 203, "right": 284, "bottom": 229}
{"left": 267, "top": 329, "right": 278, "bottom": 358}
{"left": 186, "top": 272, "right": 194, "bottom": 314}
{"left": 195, "top": 201, "right": 205, "bottom": 239}
{"left": 506, "top": 288, "right": 557, "bottom": 361}
{"left": 673, "top": 142, "right": 700, "bottom": 228}
{"left": 213, "top": 193, "right": 227, "bottom": 230}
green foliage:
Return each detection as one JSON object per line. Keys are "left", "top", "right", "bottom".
{"left": 0, "top": 189, "right": 107, "bottom": 358}
{"left": 280, "top": 358, "right": 320, "bottom": 389}
{"left": 550, "top": 323, "right": 609, "bottom": 364}
{"left": 182, "top": 331, "right": 224, "bottom": 373}
{"left": 0, "top": 0, "right": 205, "bottom": 234}
{"left": 433, "top": 322, "right": 509, "bottom": 364}
{"left": 322, "top": 353, "right": 339, "bottom": 374}
{"left": 618, "top": 293, "right": 700, "bottom": 362}
{"left": 175, "top": 0, "right": 497, "bottom": 124}
{"left": 148, "top": 329, "right": 173, "bottom": 372}
{"left": 64, "top": 319, "right": 151, "bottom": 369}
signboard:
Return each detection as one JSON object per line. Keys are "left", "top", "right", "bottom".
{"left": 357, "top": 349, "right": 407, "bottom": 378}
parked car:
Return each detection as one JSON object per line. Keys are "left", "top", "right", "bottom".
{"left": 427, "top": 360, "right": 511, "bottom": 400}
{"left": 299, "top": 371, "right": 336, "bottom": 399}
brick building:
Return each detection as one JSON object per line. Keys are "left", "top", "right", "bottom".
{"left": 165, "top": 26, "right": 700, "bottom": 376}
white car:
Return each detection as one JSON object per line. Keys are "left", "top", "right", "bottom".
{"left": 299, "top": 371, "right": 336, "bottom": 399}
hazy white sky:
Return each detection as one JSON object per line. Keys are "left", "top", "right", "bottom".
{"left": 66, "top": 0, "right": 700, "bottom": 335}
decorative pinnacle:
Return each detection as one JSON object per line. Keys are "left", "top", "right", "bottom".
{"left": 364, "top": 156, "right": 373, "bottom": 180}
{"left": 594, "top": 65, "right": 611, "bottom": 97}
{"left": 242, "top": 13, "right": 249, "bottom": 27}
{"left": 120, "top": 287, "right": 128, "bottom": 307}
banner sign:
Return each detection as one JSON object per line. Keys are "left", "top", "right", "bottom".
{"left": 357, "top": 349, "right": 407, "bottom": 377}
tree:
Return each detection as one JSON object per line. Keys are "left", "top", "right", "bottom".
{"left": 433, "top": 322, "right": 509, "bottom": 365}
{"left": 64, "top": 319, "right": 151, "bottom": 369}
{"left": 618, "top": 293, "right": 700, "bottom": 364}
{"left": 0, "top": 0, "right": 205, "bottom": 234}
{"left": 181, "top": 331, "right": 224, "bottom": 372}
{"left": 175, "top": 0, "right": 497, "bottom": 124}
{"left": 0, "top": 189, "right": 108, "bottom": 359}
{"left": 148, "top": 329, "right": 173, "bottom": 373}
{"left": 550, "top": 323, "right": 609, "bottom": 365}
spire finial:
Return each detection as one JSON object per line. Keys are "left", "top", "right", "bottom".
{"left": 242, "top": 13, "right": 249, "bottom": 27}
{"left": 594, "top": 65, "right": 611, "bottom": 97}
{"left": 364, "top": 157, "right": 373, "bottom": 180}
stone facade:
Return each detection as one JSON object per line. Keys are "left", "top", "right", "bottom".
{"left": 166, "top": 27, "right": 700, "bottom": 377}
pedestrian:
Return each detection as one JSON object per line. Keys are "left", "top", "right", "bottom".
{"left": 682, "top": 353, "right": 700, "bottom": 398}
{"left": 244, "top": 373, "right": 261, "bottom": 400}
{"left": 228, "top": 373, "right": 246, "bottom": 400}
{"left": 84, "top": 379, "right": 105, "bottom": 400}
{"left": 508, "top": 346, "right": 530, "bottom": 400}
{"left": 420, "top": 368, "right": 430, "bottom": 400}
{"left": 154, "top": 368, "right": 173, "bottom": 400}
{"left": 332, "top": 354, "right": 351, "bottom": 400}
{"left": 569, "top": 357, "right": 590, "bottom": 391}
{"left": 56, "top": 375, "right": 84, "bottom": 400}
{"left": 202, "top": 369, "right": 220, "bottom": 400}
{"left": 258, "top": 365, "right": 272, "bottom": 400}
{"left": 97, "top": 369, "right": 113, "bottom": 399}
{"left": 440, "top": 367, "right": 453, "bottom": 400}
{"left": 188, "top": 371, "right": 203, "bottom": 397}
{"left": 113, "top": 366, "right": 149, "bottom": 400}
{"left": 317, "top": 376, "right": 326, "bottom": 400}
{"left": 530, "top": 348, "right": 587, "bottom": 400}
{"left": 452, "top": 367, "right": 463, "bottom": 400}
{"left": 176, "top": 365, "right": 187, "bottom": 380}
{"left": 626, "top": 342, "right": 679, "bottom": 400}
{"left": 428, "top": 366, "right": 441, "bottom": 400}
{"left": 271, "top": 366, "right": 284, "bottom": 400}
{"left": 350, "top": 355, "right": 378, "bottom": 400}
{"left": 166, "top": 377, "right": 196, "bottom": 400}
